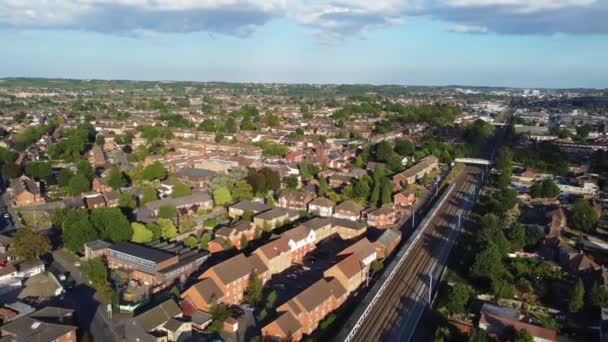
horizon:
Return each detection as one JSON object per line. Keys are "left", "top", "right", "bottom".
{"left": 1, "top": 77, "right": 606, "bottom": 91}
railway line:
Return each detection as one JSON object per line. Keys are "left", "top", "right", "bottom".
{"left": 348, "top": 165, "right": 482, "bottom": 342}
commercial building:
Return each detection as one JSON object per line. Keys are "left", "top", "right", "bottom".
{"left": 106, "top": 242, "right": 209, "bottom": 293}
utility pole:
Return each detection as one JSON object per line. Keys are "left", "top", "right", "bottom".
{"left": 428, "top": 274, "right": 432, "bottom": 304}
{"left": 412, "top": 209, "right": 415, "bottom": 229}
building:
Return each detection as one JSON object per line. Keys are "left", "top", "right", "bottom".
{"left": 214, "top": 221, "right": 257, "bottom": 250}
{"left": 83, "top": 240, "right": 111, "bottom": 260}
{"left": 18, "top": 272, "right": 64, "bottom": 304}
{"left": 228, "top": 200, "right": 272, "bottom": 219}
{"left": 84, "top": 193, "right": 106, "bottom": 209}
{"left": 0, "top": 306, "right": 77, "bottom": 342}
{"left": 132, "top": 299, "right": 189, "bottom": 342}
{"left": 92, "top": 177, "right": 111, "bottom": 193}
{"left": 333, "top": 200, "right": 363, "bottom": 222}
{"left": 253, "top": 238, "right": 292, "bottom": 275}
{"left": 394, "top": 189, "right": 416, "bottom": 208}
{"left": 478, "top": 303, "right": 557, "bottom": 342}
{"left": 181, "top": 253, "right": 270, "bottom": 312}
{"left": 262, "top": 278, "right": 347, "bottom": 341}
{"left": 107, "top": 242, "right": 209, "bottom": 293}
{"left": 392, "top": 155, "right": 439, "bottom": 190}
{"left": 366, "top": 207, "right": 396, "bottom": 228}
{"left": 277, "top": 192, "right": 314, "bottom": 212}
{"left": 9, "top": 176, "right": 45, "bottom": 207}
{"left": 253, "top": 208, "right": 298, "bottom": 230}
{"left": 307, "top": 197, "right": 335, "bottom": 217}
{"left": 326, "top": 239, "right": 377, "bottom": 293}
{"left": 145, "top": 192, "right": 213, "bottom": 217}
{"left": 175, "top": 168, "right": 216, "bottom": 190}
{"left": 373, "top": 229, "right": 402, "bottom": 259}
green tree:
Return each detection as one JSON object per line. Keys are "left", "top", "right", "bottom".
{"left": 284, "top": 175, "right": 299, "bottom": 190}
{"left": 381, "top": 178, "right": 393, "bottom": 205}
{"left": 568, "top": 278, "right": 585, "bottom": 313}
{"left": 447, "top": 283, "right": 470, "bottom": 314}
{"left": 232, "top": 180, "right": 253, "bottom": 201}
{"left": 12, "top": 227, "right": 51, "bottom": 259}
{"left": 142, "top": 162, "right": 167, "bottom": 181}
{"left": 242, "top": 209, "right": 254, "bottom": 222}
{"left": 131, "top": 222, "right": 154, "bottom": 243}
{"left": 63, "top": 210, "right": 99, "bottom": 253}
{"left": 90, "top": 207, "right": 133, "bottom": 243}
{"left": 266, "top": 290, "right": 278, "bottom": 309}
{"left": 158, "top": 218, "right": 178, "bottom": 239}
{"left": 141, "top": 186, "right": 158, "bottom": 204}
{"left": 171, "top": 183, "right": 192, "bottom": 198}
{"left": 25, "top": 162, "right": 52, "bottom": 180}
{"left": 507, "top": 223, "right": 526, "bottom": 251}
{"left": 118, "top": 193, "right": 137, "bottom": 210}
{"left": 434, "top": 326, "right": 451, "bottom": 342}
{"left": 470, "top": 243, "right": 504, "bottom": 282}
{"left": 146, "top": 223, "right": 161, "bottom": 240}
{"left": 199, "top": 233, "right": 212, "bottom": 249}
{"left": 158, "top": 205, "right": 177, "bottom": 219}
{"left": 570, "top": 198, "right": 599, "bottom": 232}
{"left": 375, "top": 141, "right": 394, "bottom": 162}
{"left": 185, "top": 236, "right": 198, "bottom": 248}
{"left": 240, "top": 234, "right": 249, "bottom": 249}
{"left": 319, "top": 176, "right": 330, "bottom": 197}
{"left": 244, "top": 275, "right": 263, "bottom": 305}
{"left": 370, "top": 182, "right": 381, "bottom": 207}
{"left": 107, "top": 166, "right": 128, "bottom": 189}
{"left": 57, "top": 168, "right": 74, "bottom": 187}
{"left": 67, "top": 173, "right": 91, "bottom": 195}
{"left": 590, "top": 284, "right": 608, "bottom": 308}
{"left": 213, "top": 186, "right": 232, "bottom": 206}
{"left": 2, "top": 163, "right": 21, "bottom": 179}
{"left": 515, "top": 329, "right": 534, "bottom": 342}
{"left": 395, "top": 139, "right": 415, "bottom": 156}
{"left": 76, "top": 160, "right": 95, "bottom": 181}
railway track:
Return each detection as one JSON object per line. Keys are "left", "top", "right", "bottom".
{"left": 349, "top": 166, "right": 481, "bottom": 342}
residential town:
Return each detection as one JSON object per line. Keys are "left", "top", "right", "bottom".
{"left": 0, "top": 79, "right": 607, "bottom": 342}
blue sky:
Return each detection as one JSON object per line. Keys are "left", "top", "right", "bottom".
{"left": 1, "top": 0, "right": 607, "bottom": 88}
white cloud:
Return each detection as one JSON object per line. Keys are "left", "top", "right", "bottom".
{"left": 0, "top": 0, "right": 606, "bottom": 38}
{"left": 447, "top": 24, "right": 488, "bottom": 33}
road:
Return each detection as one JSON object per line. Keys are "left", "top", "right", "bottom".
{"left": 50, "top": 250, "right": 120, "bottom": 342}
{"left": 346, "top": 165, "right": 482, "bottom": 342}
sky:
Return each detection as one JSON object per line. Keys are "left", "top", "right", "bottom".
{"left": 1, "top": 0, "right": 607, "bottom": 89}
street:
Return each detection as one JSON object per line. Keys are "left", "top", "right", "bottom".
{"left": 50, "top": 249, "right": 119, "bottom": 342}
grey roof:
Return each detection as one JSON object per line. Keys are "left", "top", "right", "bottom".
{"left": 230, "top": 200, "right": 271, "bottom": 213}
{"left": 18, "top": 272, "right": 63, "bottom": 299}
{"left": 255, "top": 207, "right": 289, "bottom": 220}
{"left": 109, "top": 242, "right": 174, "bottom": 264}
{"left": 331, "top": 218, "right": 366, "bottom": 230}
{"left": 375, "top": 229, "right": 402, "bottom": 248}
{"left": 84, "top": 240, "right": 111, "bottom": 251}
{"left": 480, "top": 303, "right": 520, "bottom": 321}
{"left": 0, "top": 315, "right": 76, "bottom": 341}
{"left": 176, "top": 167, "right": 216, "bottom": 179}
{"left": 10, "top": 177, "right": 40, "bottom": 195}
{"left": 135, "top": 299, "right": 182, "bottom": 332}
{"left": 145, "top": 192, "right": 212, "bottom": 211}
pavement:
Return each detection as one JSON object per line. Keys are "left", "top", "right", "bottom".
{"left": 50, "top": 249, "right": 120, "bottom": 342}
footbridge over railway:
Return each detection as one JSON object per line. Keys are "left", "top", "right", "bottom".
{"left": 454, "top": 157, "right": 493, "bottom": 166}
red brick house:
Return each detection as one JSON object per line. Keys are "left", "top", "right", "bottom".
{"left": 366, "top": 207, "right": 396, "bottom": 228}
{"left": 394, "top": 189, "right": 416, "bottom": 208}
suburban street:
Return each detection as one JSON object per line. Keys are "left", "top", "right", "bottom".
{"left": 50, "top": 250, "right": 120, "bottom": 342}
